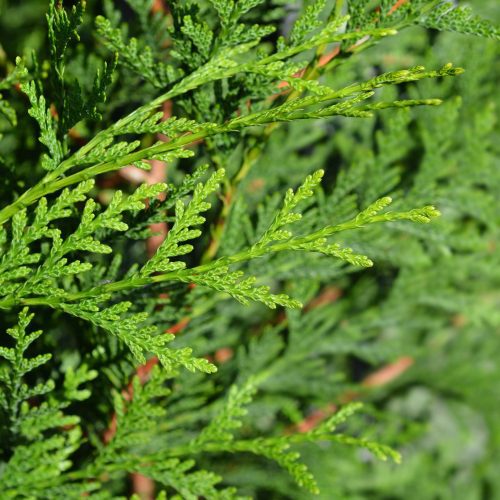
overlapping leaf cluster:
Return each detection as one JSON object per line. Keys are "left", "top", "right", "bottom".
{"left": 0, "top": 0, "right": 498, "bottom": 497}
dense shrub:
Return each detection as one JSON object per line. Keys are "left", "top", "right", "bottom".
{"left": 0, "top": 1, "right": 498, "bottom": 498}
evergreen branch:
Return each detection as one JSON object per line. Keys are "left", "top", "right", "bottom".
{"left": 0, "top": 309, "right": 96, "bottom": 497}
{"left": 417, "top": 2, "right": 500, "bottom": 40}
{"left": 198, "top": 0, "right": 434, "bottom": 264}
{"left": 74, "top": 364, "right": 241, "bottom": 498}
{"left": 0, "top": 184, "right": 440, "bottom": 312}
{"left": 1, "top": 0, "right": 497, "bottom": 496}
{"left": 21, "top": 81, "right": 64, "bottom": 171}
{"left": 171, "top": 381, "right": 398, "bottom": 495}
{"left": 0, "top": 62, "right": 460, "bottom": 227}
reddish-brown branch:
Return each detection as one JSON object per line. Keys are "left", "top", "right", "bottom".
{"left": 288, "top": 356, "right": 414, "bottom": 434}
{"left": 389, "top": 0, "right": 409, "bottom": 15}
{"left": 305, "top": 286, "right": 343, "bottom": 311}
{"left": 362, "top": 356, "right": 413, "bottom": 388}
{"left": 131, "top": 473, "right": 156, "bottom": 500}
{"left": 152, "top": 0, "right": 169, "bottom": 14}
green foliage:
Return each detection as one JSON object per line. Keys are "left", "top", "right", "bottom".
{"left": 418, "top": 2, "right": 500, "bottom": 39}
{"left": 22, "top": 80, "right": 64, "bottom": 171}
{"left": 289, "top": 0, "right": 327, "bottom": 47}
{"left": 0, "top": 0, "right": 498, "bottom": 498}
{"left": 96, "top": 14, "right": 175, "bottom": 89}
{"left": 0, "top": 309, "right": 97, "bottom": 498}
{"left": 47, "top": 0, "right": 115, "bottom": 131}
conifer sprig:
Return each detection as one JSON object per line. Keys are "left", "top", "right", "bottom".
{"left": 0, "top": 170, "right": 441, "bottom": 314}
{"left": 1, "top": 0, "right": 497, "bottom": 496}
{"left": 0, "top": 61, "right": 460, "bottom": 227}
{"left": 170, "top": 379, "right": 399, "bottom": 495}
{"left": 0, "top": 309, "right": 97, "bottom": 497}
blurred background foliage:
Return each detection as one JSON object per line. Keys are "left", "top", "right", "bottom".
{"left": 0, "top": 0, "right": 499, "bottom": 498}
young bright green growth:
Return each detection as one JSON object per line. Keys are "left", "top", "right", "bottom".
{"left": 0, "top": 0, "right": 497, "bottom": 497}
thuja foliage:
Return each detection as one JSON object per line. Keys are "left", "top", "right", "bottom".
{"left": 0, "top": 0, "right": 498, "bottom": 497}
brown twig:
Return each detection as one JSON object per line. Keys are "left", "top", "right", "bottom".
{"left": 289, "top": 356, "right": 414, "bottom": 434}
{"left": 389, "top": 0, "right": 409, "bottom": 15}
